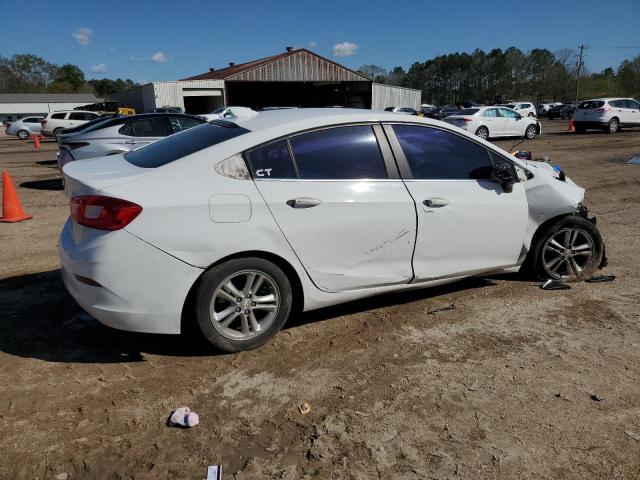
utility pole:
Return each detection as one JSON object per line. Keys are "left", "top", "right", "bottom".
{"left": 575, "top": 44, "right": 585, "bottom": 103}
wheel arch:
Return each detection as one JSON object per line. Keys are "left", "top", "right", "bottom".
{"left": 180, "top": 250, "right": 305, "bottom": 334}
{"left": 522, "top": 211, "right": 589, "bottom": 266}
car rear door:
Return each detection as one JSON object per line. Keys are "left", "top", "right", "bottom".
{"left": 626, "top": 100, "right": 640, "bottom": 126}
{"left": 385, "top": 123, "right": 528, "bottom": 280}
{"left": 481, "top": 108, "right": 505, "bottom": 136}
{"left": 119, "top": 116, "right": 172, "bottom": 150}
{"left": 248, "top": 124, "right": 416, "bottom": 292}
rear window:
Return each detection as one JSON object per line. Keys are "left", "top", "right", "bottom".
{"left": 578, "top": 101, "right": 604, "bottom": 109}
{"left": 125, "top": 121, "right": 250, "bottom": 168}
{"left": 459, "top": 108, "right": 479, "bottom": 115}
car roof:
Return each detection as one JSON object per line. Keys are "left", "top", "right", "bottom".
{"left": 226, "top": 108, "right": 451, "bottom": 138}
{"left": 582, "top": 97, "right": 633, "bottom": 102}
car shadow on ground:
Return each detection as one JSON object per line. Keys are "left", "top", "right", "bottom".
{"left": 36, "top": 160, "right": 58, "bottom": 166}
{"left": 19, "top": 178, "right": 63, "bottom": 190}
{"left": 0, "top": 270, "right": 499, "bottom": 363}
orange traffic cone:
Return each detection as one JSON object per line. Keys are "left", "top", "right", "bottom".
{"left": 567, "top": 117, "right": 575, "bottom": 132}
{"left": 0, "top": 171, "right": 33, "bottom": 223}
{"left": 32, "top": 133, "right": 41, "bottom": 149}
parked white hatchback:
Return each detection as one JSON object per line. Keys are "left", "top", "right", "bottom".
{"left": 573, "top": 98, "right": 640, "bottom": 133}
{"left": 443, "top": 106, "right": 541, "bottom": 140}
{"left": 60, "top": 109, "right": 604, "bottom": 352}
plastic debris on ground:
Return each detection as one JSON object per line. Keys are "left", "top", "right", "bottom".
{"left": 426, "top": 303, "right": 456, "bottom": 314}
{"left": 541, "top": 279, "right": 571, "bottom": 290}
{"left": 298, "top": 402, "right": 312, "bottom": 415}
{"left": 586, "top": 275, "right": 616, "bottom": 283}
{"left": 206, "top": 465, "right": 223, "bottom": 480}
{"left": 167, "top": 406, "right": 199, "bottom": 428}
{"left": 626, "top": 154, "right": 640, "bottom": 164}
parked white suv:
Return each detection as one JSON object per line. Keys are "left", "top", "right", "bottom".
{"left": 504, "top": 102, "right": 536, "bottom": 117}
{"left": 41, "top": 110, "right": 102, "bottom": 137}
{"left": 573, "top": 98, "right": 640, "bottom": 133}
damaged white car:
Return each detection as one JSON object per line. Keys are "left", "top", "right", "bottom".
{"left": 59, "top": 109, "right": 606, "bottom": 352}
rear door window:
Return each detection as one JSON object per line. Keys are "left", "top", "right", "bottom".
{"left": 246, "top": 140, "right": 297, "bottom": 179}
{"left": 289, "top": 125, "right": 387, "bottom": 179}
{"left": 69, "top": 112, "right": 93, "bottom": 121}
{"left": 51, "top": 113, "right": 66, "bottom": 119}
{"left": 392, "top": 125, "right": 493, "bottom": 180}
{"left": 578, "top": 101, "right": 604, "bottom": 109}
{"left": 125, "top": 121, "right": 250, "bottom": 168}
{"left": 124, "top": 117, "right": 173, "bottom": 137}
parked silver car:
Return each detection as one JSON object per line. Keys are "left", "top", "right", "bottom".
{"left": 56, "top": 113, "right": 206, "bottom": 169}
{"left": 5, "top": 116, "right": 44, "bottom": 139}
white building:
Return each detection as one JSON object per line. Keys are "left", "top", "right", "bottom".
{"left": 0, "top": 93, "right": 98, "bottom": 122}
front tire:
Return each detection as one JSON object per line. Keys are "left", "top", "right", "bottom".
{"left": 195, "top": 257, "right": 292, "bottom": 352}
{"left": 608, "top": 118, "right": 619, "bottom": 133}
{"left": 527, "top": 215, "right": 603, "bottom": 282}
{"left": 524, "top": 124, "right": 537, "bottom": 139}
{"left": 53, "top": 128, "right": 64, "bottom": 137}
{"left": 17, "top": 129, "right": 30, "bottom": 140}
{"left": 475, "top": 126, "right": 489, "bottom": 140}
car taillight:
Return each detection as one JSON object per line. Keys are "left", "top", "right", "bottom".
{"left": 70, "top": 195, "right": 142, "bottom": 231}
{"left": 65, "top": 142, "right": 90, "bottom": 150}
{"left": 594, "top": 107, "right": 610, "bottom": 112}
{"left": 460, "top": 117, "right": 473, "bottom": 122}
{"left": 41, "top": 119, "right": 47, "bottom": 125}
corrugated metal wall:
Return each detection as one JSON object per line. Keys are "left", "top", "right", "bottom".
{"left": 227, "top": 50, "right": 369, "bottom": 82}
{"left": 371, "top": 84, "right": 422, "bottom": 110}
{"left": 108, "top": 84, "right": 155, "bottom": 113}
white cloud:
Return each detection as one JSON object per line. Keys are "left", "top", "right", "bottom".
{"left": 109, "top": 47, "right": 116, "bottom": 53}
{"left": 130, "top": 52, "right": 171, "bottom": 63}
{"left": 308, "top": 41, "right": 318, "bottom": 48}
{"left": 151, "top": 52, "right": 169, "bottom": 63}
{"left": 90, "top": 63, "right": 107, "bottom": 73}
{"left": 72, "top": 27, "right": 93, "bottom": 46}
{"left": 332, "top": 41, "right": 358, "bottom": 57}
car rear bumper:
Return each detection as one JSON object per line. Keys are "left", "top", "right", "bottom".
{"left": 59, "top": 218, "right": 203, "bottom": 334}
{"left": 58, "top": 149, "right": 75, "bottom": 170}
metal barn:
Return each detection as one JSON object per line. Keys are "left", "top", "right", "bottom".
{"left": 109, "top": 48, "right": 420, "bottom": 114}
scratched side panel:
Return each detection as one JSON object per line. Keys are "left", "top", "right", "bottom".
{"left": 254, "top": 180, "right": 416, "bottom": 292}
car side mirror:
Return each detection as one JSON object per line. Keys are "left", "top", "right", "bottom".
{"left": 492, "top": 164, "right": 516, "bottom": 192}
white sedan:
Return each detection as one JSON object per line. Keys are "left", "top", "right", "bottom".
{"left": 60, "top": 109, "right": 604, "bottom": 352}
{"left": 443, "top": 106, "right": 541, "bottom": 140}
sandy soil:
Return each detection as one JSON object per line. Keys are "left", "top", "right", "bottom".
{"left": 1, "top": 121, "right": 640, "bottom": 480}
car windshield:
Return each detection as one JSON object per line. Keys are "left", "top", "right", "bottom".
{"left": 578, "top": 101, "right": 605, "bottom": 109}
{"left": 125, "top": 121, "right": 251, "bottom": 168}
{"left": 459, "top": 108, "right": 479, "bottom": 115}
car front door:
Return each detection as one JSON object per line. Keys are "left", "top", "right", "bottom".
{"left": 500, "top": 108, "right": 523, "bottom": 135}
{"left": 248, "top": 124, "right": 416, "bottom": 292}
{"left": 386, "top": 123, "right": 528, "bottom": 280}
{"left": 626, "top": 100, "right": 640, "bottom": 126}
{"left": 119, "top": 116, "right": 172, "bottom": 150}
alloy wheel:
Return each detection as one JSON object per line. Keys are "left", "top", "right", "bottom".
{"left": 209, "top": 270, "right": 280, "bottom": 340}
{"left": 542, "top": 228, "right": 594, "bottom": 280}
{"left": 17, "top": 130, "right": 29, "bottom": 140}
{"left": 476, "top": 127, "right": 488, "bottom": 140}
{"left": 525, "top": 125, "right": 536, "bottom": 139}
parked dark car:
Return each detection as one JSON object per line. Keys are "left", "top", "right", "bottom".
{"left": 560, "top": 104, "right": 576, "bottom": 119}
{"left": 547, "top": 104, "right": 574, "bottom": 120}
{"left": 152, "top": 106, "right": 184, "bottom": 114}
{"left": 424, "top": 105, "right": 462, "bottom": 120}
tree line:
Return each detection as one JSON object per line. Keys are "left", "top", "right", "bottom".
{"left": 0, "top": 54, "right": 139, "bottom": 97}
{"left": 359, "top": 47, "right": 640, "bottom": 105}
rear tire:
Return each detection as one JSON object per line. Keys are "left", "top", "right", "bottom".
{"left": 53, "top": 128, "right": 63, "bottom": 137}
{"left": 475, "top": 126, "right": 489, "bottom": 140}
{"left": 575, "top": 125, "right": 586, "bottom": 134}
{"left": 17, "top": 129, "right": 29, "bottom": 140}
{"left": 528, "top": 112, "right": 534, "bottom": 117}
{"left": 608, "top": 118, "right": 619, "bottom": 133}
{"left": 525, "top": 215, "right": 603, "bottom": 282}
{"left": 195, "top": 257, "right": 293, "bottom": 352}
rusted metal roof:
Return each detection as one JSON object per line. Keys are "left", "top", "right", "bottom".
{"left": 182, "top": 49, "right": 371, "bottom": 82}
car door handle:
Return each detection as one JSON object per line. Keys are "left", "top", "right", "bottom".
{"left": 286, "top": 197, "right": 321, "bottom": 209}
{"left": 423, "top": 198, "right": 449, "bottom": 207}
{"left": 124, "top": 140, "right": 137, "bottom": 144}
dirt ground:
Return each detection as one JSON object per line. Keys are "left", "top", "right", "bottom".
{"left": 1, "top": 121, "right": 640, "bottom": 480}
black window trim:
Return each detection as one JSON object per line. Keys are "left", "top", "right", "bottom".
{"left": 382, "top": 122, "right": 527, "bottom": 182}
{"left": 243, "top": 122, "right": 400, "bottom": 181}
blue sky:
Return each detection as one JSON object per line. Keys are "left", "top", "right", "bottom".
{"left": 1, "top": 0, "right": 638, "bottom": 82}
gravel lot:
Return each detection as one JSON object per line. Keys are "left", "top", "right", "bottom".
{"left": 1, "top": 121, "right": 640, "bottom": 480}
